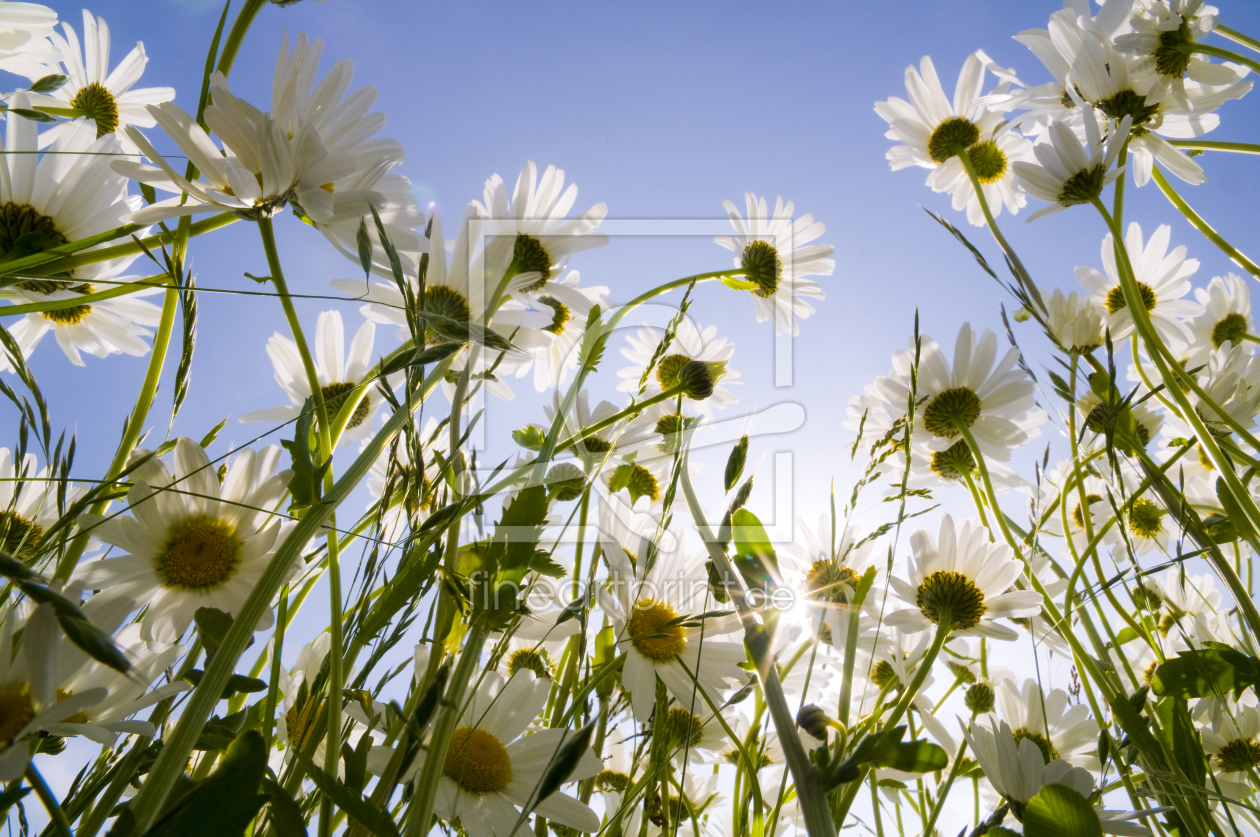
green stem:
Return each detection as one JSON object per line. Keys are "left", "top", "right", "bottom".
{"left": 555, "top": 385, "right": 686, "bottom": 453}
{"left": 1151, "top": 166, "right": 1260, "bottom": 279}
{"left": 26, "top": 765, "right": 70, "bottom": 837}
{"left": 957, "top": 149, "right": 1044, "bottom": 313}
{"left": 880, "top": 621, "right": 948, "bottom": 731}
{"left": 0, "top": 275, "right": 166, "bottom": 317}
{"left": 1193, "top": 43, "right": 1260, "bottom": 75}
{"left": 1216, "top": 25, "right": 1260, "bottom": 53}
{"left": 262, "top": 585, "right": 289, "bottom": 749}
{"left": 215, "top": 0, "right": 267, "bottom": 75}
{"left": 404, "top": 622, "right": 491, "bottom": 837}
{"left": 1169, "top": 139, "right": 1260, "bottom": 155}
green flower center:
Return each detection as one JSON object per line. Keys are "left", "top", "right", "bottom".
{"left": 964, "top": 681, "right": 995, "bottom": 714}
{"left": 579, "top": 436, "right": 613, "bottom": 455}
{"left": 424, "top": 285, "right": 471, "bottom": 323}
{"left": 967, "top": 140, "right": 1007, "bottom": 184}
{"left": 628, "top": 599, "right": 686, "bottom": 661}
{"left": 320, "top": 382, "right": 370, "bottom": 430}
{"left": 507, "top": 648, "right": 552, "bottom": 679}
{"left": 1012, "top": 728, "right": 1059, "bottom": 764}
{"left": 662, "top": 707, "right": 704, "bottom": 750}
{"left": 805, "top": 561, "right": 859, "bottom": 605}
{"left": 1212, "top": 312, "right": 1249, "bottom": 348}
{"left": 608, "top": 463, "right": 660, "bottom": 505}
{"left": 539, "top": 296, "right": 571, "bottom": 335}
{"left": 444, "top": 727, "right": 512, "bottom": 794}
{"left": 930, "top": 440, "right": 977, "bottom": 481}
{"left": 1072, "top": 494, "right": 1103, "bottom": 530}
{"left": 1128, "top": 498, "right": 1165, "bottom": 540}
{"left": 545, "top": 463, "right": 587, "bottom": 502}
{"left": 512, "top": 234, "right": 551, "bottom": 292}
{"left": 596, "top": 770, "right": 631, "bottom": 792}
{"left": 653, "top": 414, "right": 692, "bottom": 454}
{"left": 1132, "top": 582, "right": 1162, "bottom": 611}
{"left": 916, "top": 570, "right": 986, "bottom": 631}
{"left": 157, "top": 515, "right": 242, "bottom": 589}
{"left": 871, "top": 659, "right": 901, "bottom": 691}
{"left": 946, "top": 660, "right": 977, "bottom": 684}
{"left": 741, "top": 240, "right": 783, "bottom": 298}
{"left": 0, "top": 510, "right": 43, "bottom": 562}
{"left": 1154, "top": 22, "right": 1196, "bottom": 78}
{"left": 1218, "top": 738, "right": 1260, "bottom": 773}
{"left": 927, "top": 117, "right": 981, "bottom": 165}
{"left": 0, "top": 203, "right": 67, "bottom": 262}
{"left": 723, "top": 748, "right": 773, "bottom": 768}
{"left": 0, "top": 686, "right": 33, "bottom": 743}
{"left": 1059, "top": 164, "right": 1107, "bottom": 206}
{"left": 1105, "top": 281, "right": 1157, "bottom": 315}
{"left": 1098, "top": 89, "right": 1160, "bottom": 129}
{"left": 656, "top": 354, "right": 690, "bottom": 391}
{"left": 71, "top": 82, "right": 120, "bottom": 137}
{"left": 922, "top": 387, "right": 982, "bottom": 438}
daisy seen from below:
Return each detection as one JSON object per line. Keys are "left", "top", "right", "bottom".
{"left": 0, "top": 446, "right": 77, "bottom": 565}
{"left": 1201, "top": 703, "right": 1260, "bottom": 800}
{"left": 986, "top": 676, "right": 1099, "bottom": 770}
{"left": 1186, "top": 272, "right": 1254, "bottom": 368}
{"left": 504, "top": 270, "right": 608, "bottom": 392}
{"left": 599, "top": 542, "right": 749, "bottom": 722}
{"left": 26, "top": 9, "right": 174, "bottom": 147}
{"left": 885, "top": 514, "right": 1043, "bottom": 640}
{"left": 0, "top": 107, "right": 159, "bottom": 370}
{"left": 403, "top": 670, "right": 602, "bottom": 837}
{"left": 714, "top": 192, "right": 834, "bottom": 335}
{"left": 0, "top": 603, "right": 107, "bottom": 779}
{"left": 475, "top": 160, "right": 609, "bottom": 294}
{"left": 878, "top": 323, "right": 1043, "bottom": 463}
{"left": 1012, "top": 109, "right": 1129, "bottom": 221}
{"left": 616, "top": 318, "right": 741, "bottom": 413}
{"left": 1077, "top": 222, "right": 1202, "bottom": 350}
{"left": 72, "top": 438, "right": 295, "bottom": 644}
{"left": 875, "top": 52, "right": 1030, "bottom": 227}
{"left": 0, "top": 1, "right": 57, "bottom": 77}
{"left": 239, "top": 309, "right": 387, "bottom": 445}
{"left": 1045, "top": 287, "right": 1105, "bottom": 354}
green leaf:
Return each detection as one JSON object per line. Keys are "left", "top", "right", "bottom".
{"left": 475, "top": 486, "right": 549, "bottom": 626}
{"left": 731, "top": 508, "right": 777, "bottom": 588}
{"left": 144, "top": 731, "right": 269, "bottom": 837}
{"left": 181, "top": 670, "right": 267, "bottom": 700}
{"left": 194, "top": 607, "right": 234, "bottom": 659}
{"left": 512, "top": 425, "right": 547, "bottom": 451}
{"left": 869, "top": 736, "right": 948, "bottom": 773}
{"left": 198, "top": 418, "right": 228, "bottom": 449}
{"left": 260, "top": 778, "right": 307, "bottom": 837}
{"left": 10, "top": 107, "right": 58, "bottom": 123}
{"left": 293, "top": 750, "right": 401, "bottom": 837}
{"left": 531, "top": 721, "right": 595, "bottom": 806}
{"left": 1162, "top": 697, "right": 1208, "bottom": 795}
{"left": 529, "top": 550, "right": 566, "bottom": 578}
{"left": 724, "top": 434, "right": 748, "bottom": 493}
{"left": 421, "top": 312, "right": 514, "bottom": 352}
{"left": 719, "top": 276, "right": 759, "bottom": 291}
{"left": 28, "top": 73, "right": 68, "bottom": 93}
{"left": 281, "top": 397, "right": 330, "bottom": 514}
{"left": 1216, "top": 477, "right": 1260, "bottom": 553}
{"left": 356, "top": 216, "right": 373, "bottom": 279}
{"left": 1022, "top": 784, "right": 1103, "bottom": 837}
{"left": 379, "top": 341, "right": 462, "bottom": 377}
{"left": 1151, "top": 647, "right": 1260, "bottom": 700}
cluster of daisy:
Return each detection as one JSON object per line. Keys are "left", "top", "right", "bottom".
{"left": 857, "top": 1, "right": 1260, "bottom": 835}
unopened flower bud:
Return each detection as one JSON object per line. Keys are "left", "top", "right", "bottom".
{"left": 676, "top": 359, "right": 726, "bottom": 401}
{"left": 545, "top": 463, "right": 587, "bottom": 502}
{"left": 796, "top": 704, "right": 831, "bottom": 741}
{"left": 965, "top": 681, "right": 995, "bottom": 714}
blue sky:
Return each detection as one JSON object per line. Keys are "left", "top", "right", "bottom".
{"left": 27, "top": 0, "right": 1258, "bottom": 533}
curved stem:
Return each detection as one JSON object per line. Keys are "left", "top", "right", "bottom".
{"left": 1193, "top": 43, "right": 1260, "bottom": 75}
{"left": 215, "top": 0, "right": 267, "bottom": 76}
{"left": 1151, "top": 166, "right": 1260, "bottom": 279}
{"left": 1169, "top": 139, "right": 1260, "bottom": 155}
{"left": 881, "top": 620, "right": 948, "bottom": 731}
{"left": 957, "top": 150, "right": 1044, "bottom": 313}
{"left": 26, "top": 765, "right": 70, "bottom": 837}
{"left": 1216, "top": 25, "right": 1260, "bottom": 53}
{"left": 0, "top": 275, "right": 165, "bottom": 318}
{"left": 555, "top": 385, "right": 686, "bottom": 453}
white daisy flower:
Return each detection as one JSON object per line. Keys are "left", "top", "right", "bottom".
{"left": 1186, "top": 273, "right": 1253, "bottom": 368}
{"left": 985, "top": 676, "right": 1099, "bottom": 770}
{"left": 0, "top": 603, "right": 107, "bottom": 780}
{"left": 475, "top": 161, "right": 609, "bottom": 295}
{"left": 1202, "top": 703, "right": 1260, "bottom": 800}
{"left": 1092, "top": 472, "right": 1172, "bottom": 558}
{"left": 72, "top": 438, "right": 296, "bottom": 644}
{"left": 48, "top": 621, "right": 189, "bottom": 747}
{"left": 1074, "top": 387, "right": 1163, "bottom": 454}
{"left": 875, "top": 53, "right": 1030, "bottom": 227}
{"left": 26, "top": 10, "right": 175, "bottom": 149}
{"left": 616, "top": 319, "right": 741, "bottom": 413}
{"left": 599, "top": 542, "right": 749, "bottom": 722}
{"left": 503, "top": 270, "right": 609, "bottom": 392}
{"left": 0, "top": 1, "right": 59, "bottom": 78}
{"left": 1047, "top": 288, "right": 1106, "bottom": 354}
{"left": 714, "top": 192, "right": 834, "bottom": 335}
{"left": 239, "top": 309, "right": 387, "bottom": 445}
{"left": 1116, "top": 1, "right": 1250, "bottom": 98}
{"left": 777, "top": 513, "right": 882, "bottom": 641}
{"left": 880, "top": 323, "right": 1043, "bottom": 462}
{"left": 885, "top": 514, "right": 1043, "bottom": 641}
{"left": 601, "top": 449, "right": 674, "bottom": 512}
{"left": 963, "top": 720, "right": 1103, "bottom": 819}
{"left": 404, "top": 670, "right": 602, "bottom": 837}
{"left": 1077, "top": 222, "right": 1202, "bottom": 349}
{"left": 1012, "top": 109, "right": 1129, "bottom": 222}
{"left": 0, "top": 447, "right": 77, "bottom": 565}
{"left": 0, "top": 107, "right": 156, "bottom": 370}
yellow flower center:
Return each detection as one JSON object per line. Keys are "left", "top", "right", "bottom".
{"left": 1105, "top": 281, "right": 1156, "bottom": 315}
{"left": 805, "top": 561, "right": 859, "bottom": 605}
{"left": 1212, "top": 313, "right": 1249, "bottom": 349}
{"left": 1218, "top": 738, "right": 1260, "bottom": 773}
{"left": 608, "top": 463, "right": 660, "bottom": 505}
{"left": 927, "top": 117, "right": 981, "bottom": 165}
{"left": 1012, "top": 728, "right": 1059, "bottom": 764}
{"left": 511, "top": 234, "right": 552, "bottom": 292}
{"left": 444, "top": 727, "right": 512, "bottom": 794}
{"left": 0, "top": 510, "right": 44, "bottom": 562}
{"left": 922, "top": 387, "right": 982, "bottom": 438}
{"left": 628, "top": 599, "right": 687, "bottom": 661}
{"left": 157, "top": 515, "right": 242, "bottom": 589}
{"left": 320, "top": 382, "right": 370, "bottom": 430}
{"left": 967, "top": 140, "right": 1007, "bottom": 183}
{"left": 0, "top": 686, "right": 33, "bottom": 743}
{"left": 915, "top": 570, "right": 986, "bottom": 631}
